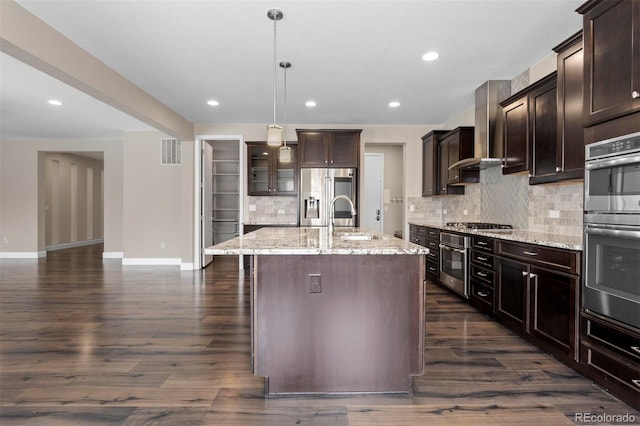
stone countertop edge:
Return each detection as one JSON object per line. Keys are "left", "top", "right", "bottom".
{"left": 204, "top": 227, "right": 430, "bottom": 256}
{"left": 408, "top": 221, "right": 583, "bottom": 251}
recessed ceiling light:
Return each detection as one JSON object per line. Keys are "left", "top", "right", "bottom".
{"left": 305, "top": 100, "right": 317, "bottom": 107}
{"left": 206, "top": 100, "right": 219, "bottom": 106}
{"left": 388, "top": 101, "right": 400, "bottom": 108}
{"left": 422, "top": 51, "right": 439, "bottom": 61}
{"left": 48, "top": 99, "right": 63, "bottom": 106}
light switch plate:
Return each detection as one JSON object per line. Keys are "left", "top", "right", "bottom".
{"left": 549, "top": 210, "right": 560, "bottom": 218}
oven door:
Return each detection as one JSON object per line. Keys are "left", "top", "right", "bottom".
{"left": 439, "top": 243, "right": 468, "bottom": 297}
{"left": 585, "top": 154, "right": 640, "bottom": 213}
{"left": 583, "top": 222, "right": 640, "bottom": 329}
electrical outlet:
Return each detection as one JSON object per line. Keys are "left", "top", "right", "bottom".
{"left": 549, "top": 210, "right": 560, "bottom": 218}
{"left": 409, "top": 205, "right": 415, "bottom": 212}
{"left": 3, "top": 236, "right": 8, "bottom": 244}
{"left": 160, "top": 242, "right": 165, "bottom": 249}
{"left": 278, "top": 209, "right": 285, "bottom": 215}
{"left": 249, "top": 204, "right": 257, "bottom": 212}
{"left": 309, "top": 274, "right": 322, "bottom": 294}
{"left": 463, "top": 209, "right": 468, "bottom": 215}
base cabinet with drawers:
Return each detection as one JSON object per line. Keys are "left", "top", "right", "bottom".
{"left": 580, "top": 311, "right": 640, "bottom": 410}
{"left": 409, "top": 225, "right": 440, "bottom": 282}
{"left": 469, "top": 235, "right": 496, "bottom": 314}
{"left": 496, "top": 240, "right": 581, "bottom": 363}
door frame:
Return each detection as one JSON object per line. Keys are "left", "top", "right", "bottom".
{"left": 193, "top": 134, "right": 245, "bottom": 270}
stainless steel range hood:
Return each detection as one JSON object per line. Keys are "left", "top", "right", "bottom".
{"left": 450, "top": 80, "right": 511, "bottom": 170}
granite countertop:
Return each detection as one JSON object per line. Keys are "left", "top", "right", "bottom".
{"left": 409, "top": 221, "right": 583, "bottom": 251}
{"left": 204, "top": 227, "right": 429, "bottom": 256}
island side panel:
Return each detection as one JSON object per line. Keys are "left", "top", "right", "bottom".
{"left": 254, "top": 254, "right": 425, "bottom": 394}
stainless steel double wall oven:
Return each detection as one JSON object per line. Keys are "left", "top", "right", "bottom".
{"left": 583, "top": 131, "right": 640, "bottom": 330}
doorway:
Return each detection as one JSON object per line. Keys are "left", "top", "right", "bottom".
{"left": 363, "top": 154, "right": 384, "bottom": 231}
{"left": 195, "top": 135, "right": 244, "bottom": 270}
{"left": 363, "top": 144, "right": 405, "bottom": 238}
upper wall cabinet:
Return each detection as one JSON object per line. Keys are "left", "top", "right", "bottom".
{"left": 296, "top": 129, "right": 361, "bottom": 168}
{"left": 578, "top": 0, "right": 640, "bottom": 127}
{"left": 247, "top": 142, "right": 297, "bottom": 196}
{"left": 548, "top": 31, "right": 585, "bottom": 184}
{"left": 500, "top": 73, "right": 557, "bottom": 176}
{"left": 421, "top": 130, "right": 449, "bottom": 197}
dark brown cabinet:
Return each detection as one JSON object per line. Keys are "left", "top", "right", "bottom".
{"left": 421, "top": 130, "right": 448, "bottom": 197}
{"left": 409, "top": 225, "right": 439, "bottom": 282}
{"left": 578, "top": 0, "right": 640, "bottom": 127}
{"left": 537, "top": 31, "right": 585, "bottom": 184}
{"left": 296, "top": 129, "right": 361, "bottom": 168}
{"left": 436, "top": 127, "right": 473, "bottom": 195}
{"left": 496, "top": 240, "right": 581, "bottom": 362}
{"left": 469, "top": 235, "right": 496, "bottom": 315}
{"left": 501, "top": 94, "right": 530, "bottom": 174}
{"left": 501, "top": 73, "right": 557, "bottom": 177}
{"left": 247, "top": 142, "right": 297, "bottom": 196}
{"left": 529, "top": 74, "right": 558, "bottom": 181}
{"left": 580, "top": 311, "right": 640, "bottom": 410}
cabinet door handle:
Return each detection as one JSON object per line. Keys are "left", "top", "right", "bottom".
{"left": 522, "top": 271, "right": 529, "bottom": 277}
{"left": 523, "top": 251, "right": 537, "bottom": 256}
{"left": 477, "top": 291, "right": 489, "bottom": 297}
{"left": 632, "top": 379, "right": 640, "bottom": 389}
{"left": 529, "top": 273, "right": 537, "bottom": 279}
{"left": 632, "top": 90, "right": 640, "bottom": 99}
{"left": 555, "top": 166, "right": 561, "bottom": 172}
{"left": 631, "top": 346, "right": 640, "bottom": 355}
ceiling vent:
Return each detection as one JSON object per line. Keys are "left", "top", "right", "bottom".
{"left": 161, "top": 138, "right": 181, "bottom": 165}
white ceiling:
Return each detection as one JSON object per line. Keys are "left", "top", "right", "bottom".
{"left": 2, "top": 0, "right": 584, "bottom": 140}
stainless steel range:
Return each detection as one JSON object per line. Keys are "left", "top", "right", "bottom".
{"left": 439, "top": 222, "right": 513, "bottom": 297}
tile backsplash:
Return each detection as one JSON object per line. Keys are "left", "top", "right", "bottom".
{"left": 409, "top": 166, "right": 583, "bottom": 236}
{"left": 246, "top": 196, "right": 298, "bottom": 224}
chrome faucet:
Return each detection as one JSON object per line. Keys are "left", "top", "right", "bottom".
{"left": 329, "top": 195, "right": 356, "bottom": 235}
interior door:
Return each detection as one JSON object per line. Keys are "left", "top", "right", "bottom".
{"left": 201, "top": 141, "right": 214, "bottom": 268}
{"left": 363, "top": 153, "right": 383, "bottom": 231}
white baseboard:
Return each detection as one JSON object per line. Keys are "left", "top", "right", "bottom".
{"left": 102, "top": 252, "right": 124, "bottom": 259}
{"left": 122, "top": 257, "right": 182, "bottom": 266}
{"left": 180, "top": 262, "right": 195, "bottom": 270}
{"left": 0, "top": 251, "right": 46, "bottom": 259}
{"left": 46, "top": 239, "right": 104, "bottom": 252}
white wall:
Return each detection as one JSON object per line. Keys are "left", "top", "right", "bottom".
{"left": 121, "top": 131, "right": 194, "bottom": 267}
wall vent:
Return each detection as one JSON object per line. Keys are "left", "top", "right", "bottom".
{"left": 161, "top": 138, "right": 181, "bottom": 165}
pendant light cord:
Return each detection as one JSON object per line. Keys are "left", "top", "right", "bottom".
{"left": 283, "top": 64, "right": 287, "bottom": 145}
{"left": 272, "top": 17, "right": 277, "bottom": 125}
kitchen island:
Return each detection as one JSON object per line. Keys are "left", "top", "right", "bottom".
{"left": 204, "top": 227, "right": 428, "bottom": 395}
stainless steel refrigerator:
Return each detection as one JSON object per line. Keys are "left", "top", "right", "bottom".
{"left": 299, "top": 168, "right": 357, "bottom": 227}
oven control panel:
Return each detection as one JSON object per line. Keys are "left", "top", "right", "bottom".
{"left": 587, "top": 132, "right": 640, "bottom": 160}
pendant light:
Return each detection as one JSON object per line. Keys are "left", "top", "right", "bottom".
{"left": 279, "top": 61, "right": 292, "bottom": 163}
{"left": 267, "top": 9, "right": 283, "bottom": 146}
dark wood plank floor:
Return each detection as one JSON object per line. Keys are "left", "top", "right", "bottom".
{"left": 1, "top": 245, "right": 637, "bottom": 425}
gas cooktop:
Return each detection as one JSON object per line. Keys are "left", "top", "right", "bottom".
{"left": 446, "top": 222, "right": 513, "bottom": 230}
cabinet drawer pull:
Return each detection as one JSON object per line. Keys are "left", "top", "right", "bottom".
{"left": 477, "top": 256, "right": 488, "bottom": 261}
{"left": 428, "top": 266, "right": 437, "bottom": 272}
{"left": 632, "top": 379, "right": 640, "bottom": 389}
{"left": 477, "top": 241, "right": 488, "bottom": 246}
{"left": 523, "top": 251, "right": 538, "bottom": 256}
{"left": 631, "top": 346, "right": 640, "bottom": 355}
{"left": 522, "top": 271, "right": 529, "bottom": 276}
{"left": 476, "top": 271, "right": 488, "bottom": 278}
{"left": 477, "top": 291, "right": 489, "bottom": 297}
{"left": 555, "top": 166, "right": 561, "bottom": 172}
{"left": 632, "top": 90, "right": 640, "bottom": 99}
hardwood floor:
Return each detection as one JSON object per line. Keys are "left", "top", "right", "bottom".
{"left": 1, "top": 245, "right": 637, "bottom": 425}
